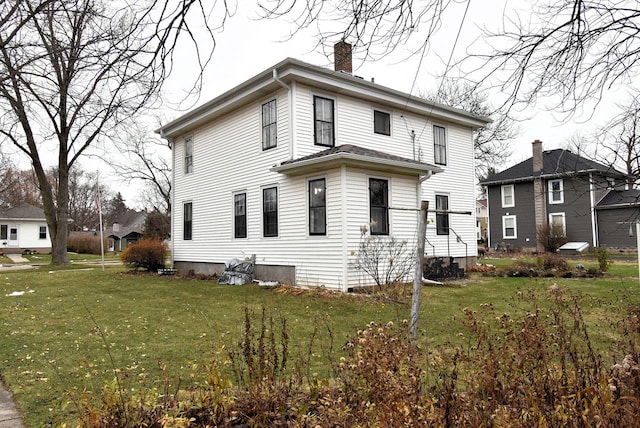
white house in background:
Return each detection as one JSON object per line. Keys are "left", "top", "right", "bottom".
{"left": 0, "top": 204, "right": 50, "bottom": 254}
{"left": 158, "top": 42, "right": 488, "bottom": 290}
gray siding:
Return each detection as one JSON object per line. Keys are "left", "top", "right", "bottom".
{"left": 597, "top": 207, "right": 640, "bottom": 248}
{"left": 548, "top": 175, "right": 594, "bottom": 244}
{"left": 487, "top": 181, "right": 537, "bottom": 250}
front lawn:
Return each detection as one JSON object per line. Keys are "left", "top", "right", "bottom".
{"left": 1, "top": 262, "right": 639, "bottom": 426}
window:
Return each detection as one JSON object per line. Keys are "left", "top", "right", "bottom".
{"left": 0, "top": 225, "right": 6, "bottom": 240}
{"left": 263, "top": 187, "right": 278, "bottom": 237}
{"left": 262, "top": 99, "right": 277, "bottom": 150}
{"left": 501, "top": 184, "right": 515, "bottom": 208}
{"left": 373, "top": 110, "right": 391, "bottom": 136}
{"left": 549, "top": 179, "right": 564, "bottom": 204}
{"left": 234, "top": 193, "right": 247, "bottom": 238}
{"left": 39, "top": 226, "right": 47, "bottom": 240}
{"left": 184, "top": 137, "right": 193, "bottom": 174}
{"left": 436, "top": 194, "right": 449, "bottom": 235}
{"left": 369, "top": 178, "right": 389, "bottom": 235}
{"left": 183, "top": 202, "right": 192, "bottom": 240}
{"left": 309, "top": 178, "right": 326, "bottom": 235}
{"left": 314, "top": 96, "right": 334, "bottom": 147}
{"left": 433, "top": 125, "right": 447, "bottom": 165}
{"left": 549, "top": 212, "right": 566, "bottom": 237}
{"left": 502, "top": 215, "right": 517, "bottom": 239}
{"left": 9, "top": 228, "right": 17, "bottom": 240}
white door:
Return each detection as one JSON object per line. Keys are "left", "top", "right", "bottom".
{"left": 8, "top": 226, "right": 18, "bottom": 248}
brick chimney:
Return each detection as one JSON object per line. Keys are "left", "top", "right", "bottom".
{"left": 334, "top": 41, "right": 352, "bottom": 73}
{"left": 532, "top": 139, "right": 543, "bottom": 173}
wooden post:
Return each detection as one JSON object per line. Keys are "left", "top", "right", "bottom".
{"left": 411, "top": 200, "right": 428, "bottom": 342}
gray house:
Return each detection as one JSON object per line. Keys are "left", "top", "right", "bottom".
{"left": 480, "top": 140, "right": 638, "bottom": 252}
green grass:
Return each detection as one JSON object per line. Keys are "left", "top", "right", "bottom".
{"left": 1, "top": 261, "right": 640, "bottom": 426}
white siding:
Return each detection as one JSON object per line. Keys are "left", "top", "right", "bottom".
{"left": 0, "top": 221, "right": 49, "bottom": 250}
{"left": 171, "top": 76, "right": 478, "bottom": 289}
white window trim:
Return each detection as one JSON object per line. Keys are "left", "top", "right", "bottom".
{"left": 548, "top": 179, "right": 564, "bottom": 204}
{"left": 502, "top": 215, "right": 517, "bottom": 239}
{"left": 501, "top": 184, "right": 515, "bottom": 208}
{"left": 548, "top": 212, "right": 567, "bottom": 237}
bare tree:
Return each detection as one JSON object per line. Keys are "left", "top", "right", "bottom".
{"left": 108, "top": 123, "right": 172, "bottom": 214}
{"left": 0, "top": 0, "right": 221, "bottom": 264}
{"left": 258, "top": 0, "right": 451, "bottom": 61}
{"left": 475, "top": 1, "right": 640, "bottom": 114}
{"left": 428, "top": 79, "right": 518, "bottom": 178}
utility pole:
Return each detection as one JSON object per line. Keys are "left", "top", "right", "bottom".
{"left": 411, "top": 200, "right": 428, "bottom": 342}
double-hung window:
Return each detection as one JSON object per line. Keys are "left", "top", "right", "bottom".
{"left": 234, "top": 193, "right": 247, "bottom": 238}
{"left": 369, "top": 178, "right": 389, "bottom": 235}
{"left": 263, "top": 187, "right": 278, "bottom": 237}
{"left": 549, "top": 179, "right": 564, "bottom": 204}
{"left": 39, "top": 226, "right": 47, "bottom": 240}
{"left": 314, "top": 96, "right": 335, "bottom": 147}
{"left": 183, "top": 202, "right": 192, "bottom": 240}
{"left": 373, "top": 110, "right": 391, "bottom": 136}
{"left": 502, "top": 215, "right": 517, "bottom": 239}
{"left": 436, "top": 194, "right": 449, "bottom": 235}
{"left": 549, "top": 212, "right": 566, "bottom": 237}
{"left": 0, "top": 225, "right": 7, "bottom": 240}
{"left": 433, "top": 125, "right": 447, "bottom": 165}
{"left": 184, "top": 137, "right": 193, "bottom": 174}
{"left": 501, "top": 184, "right": 515, "bottom": 207}
{"left": 262, "top": 99, "right": 277, "bottom": 150}
{"left": 309, "top": 179, "right": 326, "bottom": 235}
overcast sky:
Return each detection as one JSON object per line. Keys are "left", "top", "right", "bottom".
{"left": 91, "top": 0, "right": 634, "bottom": 207}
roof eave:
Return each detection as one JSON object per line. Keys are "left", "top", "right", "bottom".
{"left": 271, "top": 152, "right": 444, "bottom": 176}
{"left": 156, "top": 58, "right": 490, "bottom": 139}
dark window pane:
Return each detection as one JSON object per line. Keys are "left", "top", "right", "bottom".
{"left": 234, "top": 193, "right": 247, "bottom": 238}
{"left": 309, "top": 179, "right": 326, "bottom": 235}
{"left": 314, "top": 96, "right": 334, "bottom": 146}
{"left": 39, "top": 226, "right": 46, "bottom": 239}
{"left": 263, "top": 187, "right": 278, "bottom": 237}
{"left": 0, "top": 225, "right": 7, "bottom": 240}
{"left": 369, "top": 178, "right": 389, "bottom": 235}
{"left": 436, "top": 195, "right": 449, "bottom": 235}
{"left": 374, "top": 110, "right": 391, "bottom": 135}
{"left": 434, "top": 125, "right": 446, "bottom": 165}
{"left": 262, "top": 99, "right": 277, "bottom": 150}
{"left": 183, "top": 202, "right": 192, "bottom": 240}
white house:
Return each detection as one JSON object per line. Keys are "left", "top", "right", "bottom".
{"left": 0, "top": 204, "right": 50, "bottom": 254}
{"left": 158, "top": 42, "right": 488, "bottom": 290}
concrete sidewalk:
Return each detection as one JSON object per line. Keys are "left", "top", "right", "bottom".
{"left": 5, "top": 254, "right": 29, "bottom": 263}
{"left": 0, "top": 381, "right": 23, "bottom": 428}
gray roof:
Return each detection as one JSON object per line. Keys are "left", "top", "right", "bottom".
{"left": 481, "top": 149, "right": 627, "bottom": 185}
{"left": 597, "top": 189, "right": 640, "bottom": 208}
{"left": 0, "top": 204, "right": 46, "bottom": 220}
{"left": 271, "top": 144, "right": 443, "bottom": 176}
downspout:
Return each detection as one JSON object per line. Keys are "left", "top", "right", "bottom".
{"left": 417, "top": 171, "right": 433, "bottom": 236}
{"left": 589, "top": 173, "right": 598, "bottom": 247}
{"left": 272, "top": 69, "right": 294, "bottom": 160}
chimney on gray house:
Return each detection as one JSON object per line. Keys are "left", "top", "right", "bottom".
{"left": 532, "top": 139, "right": 543, "bottom": 173}
{"left": 532, "top": 140, "right": 546, "bottom": 253}
{"left": 334, "top": 40, "right": 352, "bottom": 73}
